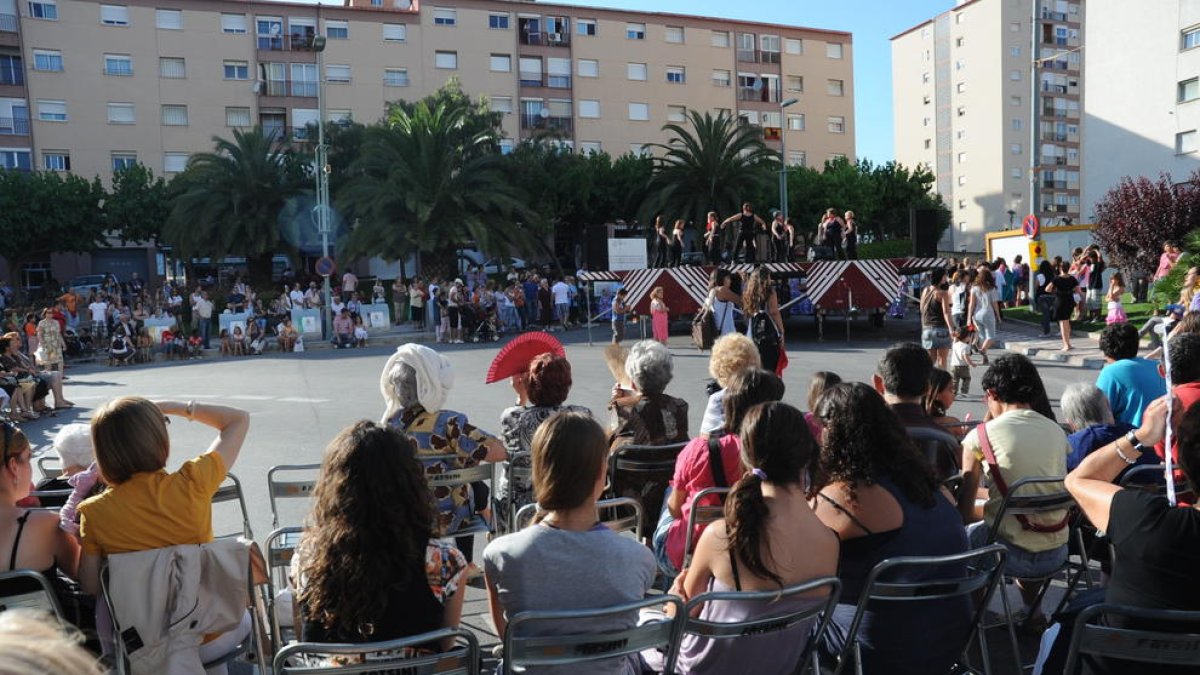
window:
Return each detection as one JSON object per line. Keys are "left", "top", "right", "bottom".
{"left": 36, "top": 99, "right": 65, "bottom": 121}
{"left": 924, "top": 139, "right": 931, "bottom": 149}
{"left": 328, "top": 109, "right": 352, "bottom": 124}
{"left": 628, "top": 102, "right": 649, "bottom": 121}
{"left": 830, "top": 153, "right": 847, "bottom": 161}
{"left": 1178, "top": 130, "right": 1197, "bottom": 154}
{"left": 922, "top": 72, "right": 930, "bottom": 83}
{"left": 626, "top": 22, "right": 644, "bottom": 40}
{"left": 1010, "top": 69, "right": 1023, "bottom": 81}
{"left": 1184, "top": 26, "right": 1200, "bottom": 50}
{"left": 957, "top": 12, "right": 966, "bottom": 24}
{"left": 489, "top": 96, "right": 512, "bottom": 114}
{"left": 785, "top": 38, "right": 802, "bottom": 55}
{"left": 787, "top": 113, "right": 804, "bottom": 131}
{"left": 579, "top": 99, "right": 600, "bottom": 118}
{"left": 826, "top": 42, "right": 843, "bottom": 59}
{"left": 761, "top": 34, "right": 781, "bottom": 60}
{"left": 577, "top": 59, "right": 598, "bottom": 78}
{"left": 100, "top": 4, "right": 128, "bottom": 25}
{"left": 827, "top": 79, "right": 844, "bottom": 96}
{"left": 629, "top": 144, "right": 650, "bottom": 157}
{"left": 1009, "top": 21, "right": 1020, "bottom": 32}
{"left": 955, "top": 60, "right": 965, "bottom": 71}
{"left": 163, "top": 152, "right": 188, "bottom": 173}
{"left": 827, "top": 116, "right": 845, "bottom": 133}
{"left": 666, "top": 66, "right": 685, "bottom": 84}
{"left": 1010, "top": 46, "right": 1021, "bottom": 57}
{"left": 434, "top": 51, "right": 457, "bottom": 69}
{"left": 27, "top": 0, "right": 56, "bottom": 19}
{"left": 289, "top": 63, "right": 316, "bottom": 96}
{"left": 957, "top": 106, "right": 966, "bottom": 117}
{"left": 223, "top": 60, "right": 248, "bottom": 80}
{"left": 32, "top": 49, "right": 62, "bottom": 72}
{"left": 42, "top": 151, "right": 69, "bottom": 171}
{"left": 958, "top": 175, "right": 967, "bottom": 186}
{"left": 762, "top": 111, "right": 781, "bottom": 128}
{"left": 1011, "top": 143, "right": 1023, "bottom": 155}
{"left": 490, "top": 54, "right": 511, "bottom": 72}
{"left": 107, "top": 102, "right": 135, "bottom": 123}
{"left": 256, "top": 17, "right": 283, "bottom": 49}
{"left": 0, "top": 150, "right": 31, "bottom": 171}
{"left": 161, "top": 104, "right": 187, "bottom": 126}
{"left": 221, "top": 13, "right": 246, "bottom": 33}
{"left": 1180, "top": 78, "right": 1200, "bottom": 103}
{"left": 665, "top": 25, "right": 683, "bottom": 43}
{"left": 955, "top": 37, "right": 964, "bottom": 47}
{"left": 1012, "top": 168, "right": 1022, "bottom": 179}
{"left": 432, "top": 7, "right": 455, "bottom": 26}
{"left": 1012, "top": 118, "right": 1023, "bottom": 131}
{"left": 627, "top": 62, "right": 647, "bottom": 81}
{"left": 579, "top": 141, "right": 601, "bottom": 155}
{"left": 104, "top": 54, "right": 132, "bottom": 76}
{"left": 383, "top": 67, "right": 408, "bottom": 86}
{"left": 667, "top": 105, "right": 686, "bottom": 122}
{"left": 788, "top": 151, "right": 805, "bottom": 166}
{"left": 957, "top": 152, "right": 967, "bottom": 163}
{"left": 156, "top": 8, "right": 181, "bottom": 29}
{"left": 576, "top": 18, "right": 596, "bottom": 36}
{"left": 326, "top": 64, "right": 351, "bottom": 83}
{"left": 956, "top": 129, "right": 966, "bottom": 140}
{"left": 111, "top": 152, "right": 137, "bottom": 170}
{"left": 711, "top": 30, "right": 730, "bottom": 48}
{"left": 923, "top": 117, "right": 930, "bottom": 127}
{"left": 382, "top": 23, "right": 406, "bottom": 41}
{"left": 225, "top": 106, "right": 250, "bottom": 127}
{"left": 159, "top": 57, "right": 185, "bottom": 78}
{"left": 488, "top": 13, "right": 509, "bottom": 29}
{"left": 956, "top": 82, "right": 966, "bottom": 93}
{"left": 325, "top": 19, "right": 348, "bottom": 39}
{"left": 712, "top": 69, "right": 730, "bottom": 87}
{"left": 519, "top": 57, "right": 541, "bottom": 86}
{"left": 1011, "top": 95, "right": 1021, "bottom": 106}
{"left": 546, "top": 57, "right": 570, "bottom": 88}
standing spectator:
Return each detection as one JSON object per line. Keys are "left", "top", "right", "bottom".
{"left": 35, "top": 308, "right": 65, "bottom": 377}
{"left": 742, "top": 267, "right": 784, "bottom": 374}
{"left": 341, "top": 269, "right": 358, "bottom": 303}
{"left": 447, "top": 280, "right": 465, "bottom": 343}
{"left": 537, "top": 279, "right": 553, "bottom": 330}
{"left": 59, "top": 288, "right": 80, "bottom": 330}
{"left": 1106, "top": 272, "right": 1128, "bottom": 325}
{"left": 611, "top": 288, "right": 628, "bottom": 344}
{"left": 1011, "top": 255, "right": 1028, "bottom": 307}
{"left": 707, "top": 269, "right": 741, "bottom": 338}
{"left": 88, "top": 295, "right": 109, "bottom": 340}
{"left": 304, "top": 281, "right": 323, "bottom": 310}
{"left": 1047, "top": 262, "right": 1080, "bottom": 351}
{"left": 521, "top": 274, "right": 539, "bottom": 329}
{"left": 193, "top": 291, "right": 214, "bottom": 350}
{"left": 1094, "top": 322, "right": 1166, "bottom": 427}
{"left": 550, "top": 277, "right": 571, "bottom": 332}
{"left": 967, "top": 267, "right": 1001, "bottom": 362}
{"left": 409, "top": 278, "right": 425, "bottom": 329}
{"left": 371, "top": 279, "right": 386, "bottom": 305}
{"left": 287, "top": 283, "right": 305, "bottom": 311}
{"left": 921, "top": 268, "right": 955, "bottom": 369}
{"left": 1034, "top": 260, "right": 1056, "bottom": 336}
{"left": 1085, "top": 248, "right": 1107, "bottom": 321}
{"left": 392, "top": 277, "right": 408, "bottom": 326}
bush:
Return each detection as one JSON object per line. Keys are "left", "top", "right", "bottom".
{"left": 857, "top": 239, "right": 914, "bottom": 259}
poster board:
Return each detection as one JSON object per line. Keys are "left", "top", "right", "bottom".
{"left": 607, "top": 238, "right": 649, "bottom": 272}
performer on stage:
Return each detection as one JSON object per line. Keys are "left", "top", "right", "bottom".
{"left": 722, "top": 202, "right": 766, "bottom": 264}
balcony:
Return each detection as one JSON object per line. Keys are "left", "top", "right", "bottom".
{"left": 261, "top": 79, "right": 288, "bottom": 96}
{"left": 1040, "top": 10, "right": 1069, "bottom": 21}
{"left": 737, "top": 86, "right": 781, "bottom": 103}
{"left": 520, "top": 31, "right": 570, "bottom": 47}
{"left": 1043, "top": 179, "right": 1068, "bottom": 189}
{"left": 1042, "top": 132, "right": 1068, "bottom": 142}
{"left": 290, "top": 80, "right": 318, "bottom": 97}
{"left": 737, "top": 48, "right": 759, "bottom": 63}
{"left": 760, "top": 50, "right": 781, "bottom": 64}
{"left": 0, "top": 13, "right": 16, "bottom": 32}
{"left": 257, "top": 34, "right": 321, "bottom": 52}
{"left": 546, "top": 74, "right": 570, "bottom": 89}
{"left": 520, "top": 114, "right": 573, "bottom": 133}
{"left": 0, "top": 115, "right": 30, "bottom": 135}
{"left": 1041, "top": 83, "right": 1068, "bottom": 94}
{"left": 1042, "top": 156, "right": 1067, "bottom": 165}
{"left": 518, "top": 71, "right": 543, "bottom": 88}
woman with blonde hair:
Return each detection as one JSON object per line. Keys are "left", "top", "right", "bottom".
{"left": 843, "top": 210, "right": 858, "bottom": 260}
{"left": 650, "top": 287, "right": 669, "bottom": 344}
{"left": 698, "top": 333, "right": 761, "bottom": 437}
{"left": 0, "top": 609, "right": 104, "bottom": 675}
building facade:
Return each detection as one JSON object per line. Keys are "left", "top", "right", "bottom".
{"left": 892, "top": 0, "right": 1083, "bottom": 253}
{"left": 1082, "top": 1, "right": 1200, "bottom": 218}
{"left": 0, "top": 0, "right": 855, "bottom": 183}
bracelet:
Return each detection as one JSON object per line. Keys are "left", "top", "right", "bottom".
{"left": 1113, "top": 439, "right": 1138, "bottom": 465}
{"left": 185, "top": 400, "right": 196, "bottom": 421}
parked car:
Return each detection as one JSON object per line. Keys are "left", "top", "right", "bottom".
{"left": 456, "top": 255, "right": 527, "bottom": 276}
{"left": 68, "top": 274, "right": 113, "bottom": 297}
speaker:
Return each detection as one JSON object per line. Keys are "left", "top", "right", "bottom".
{"left": 910, "top": 208, "right": 940, "bottom": 257}
{"left": 586, "top": 224, "right": 609, "bottom": 271}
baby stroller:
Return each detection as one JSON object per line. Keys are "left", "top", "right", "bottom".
{"left": 462, "top": 305, "right": 500, "bottom": 343}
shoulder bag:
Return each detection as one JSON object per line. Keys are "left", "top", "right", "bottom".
{"left": 691, "top": 290, "right": 718, "bottom": 351}
{"left": 976, "top": 423, "right": 1069, "bottom": 533}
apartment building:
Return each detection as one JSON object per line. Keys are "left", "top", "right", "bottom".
{"left": 1082, "top": 2, "right": 1200, "bottom": 218}
{"left": 0, "top": 0, "right": 855, "bottom": 183}
{"left": 892, "top": 0, "right": 1083, "bottom": 253}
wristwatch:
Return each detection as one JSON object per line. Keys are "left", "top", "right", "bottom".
{"left": 1124, "top": 430, "right": 1150, "bottom": 454}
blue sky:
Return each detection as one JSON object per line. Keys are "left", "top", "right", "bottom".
{"left": 558, "top": 0, "right": 952, "bottom": 163}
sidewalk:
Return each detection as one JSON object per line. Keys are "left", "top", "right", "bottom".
{"left": 993, "top": 319, "right": 1108, "bottom": 370}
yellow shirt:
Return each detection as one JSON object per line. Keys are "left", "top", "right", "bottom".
{"left": 962, "top": 409, "right": 1070, "bottom": 553}
{"left": 79, "top": 452, "right": 227, "bottom": 556}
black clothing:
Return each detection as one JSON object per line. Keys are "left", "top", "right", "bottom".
{"left": 1051, "top": 275, "right": 1079, "bottom": 322}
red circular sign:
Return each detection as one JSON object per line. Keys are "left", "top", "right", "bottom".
{"left": 1022, "top": 214, "right": 1040, "bottom": 239}
{"left": 315, "top": 256, "right": 336, "bottom": 277}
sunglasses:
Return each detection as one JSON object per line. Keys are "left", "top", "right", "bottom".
{"left": 1, "top": 421, "right": 22, "bottom": 466}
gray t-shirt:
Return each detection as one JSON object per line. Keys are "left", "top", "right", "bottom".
{"left": 483, "top": 522, "right": 656, "bottom": 675}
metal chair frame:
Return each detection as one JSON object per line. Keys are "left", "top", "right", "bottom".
{"left": 35, "top": 454, "right": 61, "bottom": 482}
{"left": 264, "top": 525, "right": 306, "bottom": 654}
{"left": 274, "top": 628, "right": 481, "bottom": 675}
{"left": 212, "top": 472, "right": 254, "bottom": 540}
{"left": 0, "top": 568, "right": 65, "bottom": 619}
{"left": 513, "top": 497, "right": 644, "bottom": 539}
{"left": 266, "top": 463, "right": 321, "bottom": 530}
{"left": 494, "top": 460, "right": 533, "bottom": 534}
{"left": 1063, "top": 603, "right": 1200, "bottom": 674}
{"left": 427, "top": 463, "right": 495, "bottom": 538}
{"left": 681, "top": 487, "right": 731, "bottom": 569}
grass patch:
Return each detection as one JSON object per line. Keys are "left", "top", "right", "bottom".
{"left": 1004, "top": 299, "right": 1154, "bottom": 334}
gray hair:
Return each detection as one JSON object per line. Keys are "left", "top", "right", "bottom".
{"left": 1061, "top": 382, "right": 1114, "bottom": 431}
{"left": 625, "top": 340, "right": 674, "bottom": 395}
{"left": 394, "top": 362, "right": 420, "bottom": 409}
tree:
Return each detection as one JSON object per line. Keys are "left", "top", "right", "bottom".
{"left": 162, "top": 127, "right": 311, "bottom": 287}
{"left": 641, "top": 110, "right": 776, "bottom": 229}
{"left": 1093, "top": 171, "right": 1200, "bottom": 281}
{"left": 0, "top": 169, "right": 105, "bottom": 299}
{"left": 106, "top": 163, "right": 173, "bottom": 245}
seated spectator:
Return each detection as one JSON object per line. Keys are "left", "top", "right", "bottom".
{"left": 1095, "top": 322, "right": 1165, "bottom": 427}
{"left": 50, "top": 425, "right": 103, "bottom": 536}
{"left": 663, "top": 402, "right": 838, "bottom": 675}
{"left": 496, "top": 354, "right": 591, "bottom": 535}
{"left": 1155, "top": 334, "right": 1200, "bottom": 465}
{"left": 0, "top": 341, "right": 38, "bottom": 421}
{"left": 332, "top": 309, "right": 354, "bottom": 349}
{"left": 247, "top": 321, "right": 265, "bottom": 355}
{"left": 353, "top": 314, "right": 368, "bottom": 348}
{"left": 187, "top": 330, "right": 203, "bottom": 359}
{"left": 219, "top": 329, "right": 231, "bottom": 357}
{"left": 804, "top": 371, "right": 841, "bottom": 442}
{"left": 3, "top": 332, "right": 70, "bottom": 410}
{"left": 33, "top": 423, "right": 92, "bottom": 508}
{"left": 653, "top": 368, "right": 785, "bottom": 577}
{"left": 1061, "top": 382, "right": 1139, "bottom": 472}
{"left": 296, "top": 421, "right": 466, "bottom": 650}
{"left": 0, "top": 421, "right": 80, "bottom": 584}
{"left": 925, "top": 368, "right": 965, "bottom": 437}
{"left": 874, "top": 342, "right": 961, "bottom": 478}
{"left": 230, "top": 325, "right": 246, "bottom": 356}
{"left": 380, "top": 344, "right": 505, "bottom": 564}
{"left": 277, "top": 318, "right": 299, "bottom": 353}
{"left": 812, "top": 382, "right": 970, "bottom": 675}
{"left": 483, "top": 413, "right": 655, "bottom": 674}
{"left": 697, "top": 334, "right": 761, "bottom": 437}
{"left": 0, "top": 609, "right": 104, "bottom": 675}
{"left": 77, "top": 397, "right": 251, "bottom": 668}
{"left": 959, "top": 354, "right": 1070, "bottom": 629}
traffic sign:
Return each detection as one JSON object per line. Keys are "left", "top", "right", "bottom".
{"left": 315, "top": 256, "right": 336, "bottom": 277}
{"left": 1022, "top": 214, "right": 1040, "bottom": 239}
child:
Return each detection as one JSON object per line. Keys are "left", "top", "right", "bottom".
{"left": 231, "top": 325, "right": 246, "bottom": 356}
{"left": 611, "top": 288, "right": 628, "bottom": 345}
{"left": 435, "top": 288, "right": 450, "bottom": 343}
{"left": 353, "top": 314, "right": 368, "bottom": 347}
{"left": 187, "top": 330, "right": 203, "bottom": 359}
{"left": 949, "top": 326, "right": 977, "bottom": 395}
{"left": 137, "top": 327, "right": 153, "bottom": 363}
{"left": 650, "top": 286, "right": 669, "bottom": 344}
{"left": 1105, "top": 271, "right": 1127, "bottom": 325}
{"left": 804, "top": 371, "right": 842, "bottom": 442}
{"left": 219, "top": 328, "right": 231, "bottom": 357}
{"left": 372, "top": 280, "right": 386, "bottom": 304}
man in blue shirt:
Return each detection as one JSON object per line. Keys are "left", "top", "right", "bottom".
{"left": 1094, "top": 323, "right": 1165, "bottom": 427}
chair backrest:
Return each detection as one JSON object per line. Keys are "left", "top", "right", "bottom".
{"left": 0, "top": 569, "right": 64, "bottom": 619}
{"left": 503, "top": 595, "right": 684, "bottom": 675}
{"left": 264, "top": 526, "right": 305, "bottom": 593}
{"left": 989, "top": 476, "right": 1073, "bottom": 540}
{"left": 904, "top": 426, "right": 962, "bottom": 481}
{"left": 609, "top": 442, "right": 689, "bottom": 476}
{"left": 274, "top": 628, "right": 481, "bottom": 675}
{"left": 425, "top": 463, "right": 494, "bottom": 490}
{"left": 212, "top": 472, "right": 253, "bottom": 540}
{"left": 1118, "top": 464, "right": 1192, "bottom": 499}
{"left": 668, "top": 576, "right": 841, "bottom": 675}
{"left": 513, "top": 497, "right": 644, "bottom": 538}
{"left": 941, "top": 474, "right": 965, "bottom": 502}
{"left": 683, "top": 487, "right": 731, "bottom": 569}
{"left": 266, "top": 464, "right": 321, "bottom": 530}
{"left": 1064, "top": 603, "right": 1200, "bottom": 673}
{"left": 35, "top": 454, "right": 61, "bottom": 482}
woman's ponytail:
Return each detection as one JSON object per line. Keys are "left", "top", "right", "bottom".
{"left": 725, "top": 469, "right": 781, "bottom": 587}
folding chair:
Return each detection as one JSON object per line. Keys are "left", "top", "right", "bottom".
{"left": 265, "top": 526, "right": 306, "bottom": 652}
{"left": 513, "top": 497, "right": 644, "bottom": 538}
{"left": 905, "top": 426, "right": 962, "bottom": 481}
{"left": 833, "top": 544, "right": 1007, "bottom": 675}
{"left": 1118, "top": 463, "right": 1191, "bottom": 497}
{"left": 274, "top": 627, "right": 481, "bottom": 675}
{"left": 502, "top": 595, "right": 684, "bottom": 675}
{"left": 608, "top": 441, "right": 689, "bottom": 537}
{"left": 667, "top": 575, "right": 842, "bottom": 675}
{"left": 212, "top": 472, "right": 254, "bottom": 540}
{"left": 35, "top": 454, "right": 61, "bottom": 482}
{"left": 0, "top": 569, "right": 64, "bottom": 619}
{"left": 427, "top": 463, "right": 495, "bottom": 539}
{"left": 1063, "top": 603, "right": 1200, "bottom": 674}
{"left": 682, "top": 487, "right": 730, "bottom": 569}
{"left": 942, "top": 474, "right": 966, "bottom": 502}
{"left": 267, "top": 463, "right": 321, "bottom": 530}
{"left": 493, "top": 460, "right": 532, "bottom": 533}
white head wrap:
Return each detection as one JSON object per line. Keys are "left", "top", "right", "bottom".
{"left": 380, "top": 343, "right": 455, "bottom": 423}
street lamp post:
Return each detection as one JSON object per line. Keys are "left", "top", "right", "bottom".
{"left": 779, "top": 98, "right": 799, "bottom": 220}
{"left": 313, "top": 34, "right": 332, "bottom": 340}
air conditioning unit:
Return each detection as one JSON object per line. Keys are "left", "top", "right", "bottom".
{"left": 548, "top": 32, "right": 562, "bottom": 42}
{"left": 252, "top": 81, "right": 263, "bottom": 93}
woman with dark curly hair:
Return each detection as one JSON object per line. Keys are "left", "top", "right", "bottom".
{"left": 812, "top": 382, "right": 969, "bottom": 675}
{"left": 297, "top": 420, "right": 467, "bottom": 648}
{"left": 741, "top": 267, "right": 784, "bottom": 373}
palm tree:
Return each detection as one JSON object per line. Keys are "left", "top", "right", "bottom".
{"left": 337, "top": 95, "right": 530, "bottom": 277}
{"left": 641, "top": 109, "right": 777, "bottom": 230}
{"left": 164, "top": 127, "right": 310, "bottom": 287}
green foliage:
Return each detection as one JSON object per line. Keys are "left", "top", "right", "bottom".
{"left": 106, "top": 163, "right": 173, "bottom": 244}
{"left": 857, "top": 240, "right": 914, "bottom": 259}
{"left": 1093, "top": 172, "right": 1200, "bottom": 278}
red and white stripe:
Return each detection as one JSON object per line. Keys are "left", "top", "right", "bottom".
{"left": 664, "top": 267, "right": 712, "bottom": 307}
